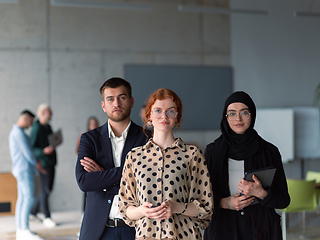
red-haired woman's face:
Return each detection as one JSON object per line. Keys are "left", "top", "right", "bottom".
{"left": 149, "top": 98, "right": 178, "bottom": 133}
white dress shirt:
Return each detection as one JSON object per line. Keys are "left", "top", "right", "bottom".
{"left": 228, "top": 158, "right": 244, "bottom": 196}
{"left": 108, "top": 120, "right": 131, "bottom": 219}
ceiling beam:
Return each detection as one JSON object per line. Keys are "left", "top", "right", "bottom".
{"left": 178, "top": 4, "right": 268, "bottom": 15}
{"left": 294, "top": 11, "right": 320, "bottom": 18}
{"left": 0, "top": 0, "right": 18, "bottom": 3}
{"left": 51, "top": 0, "right": 152, "bottom": 11}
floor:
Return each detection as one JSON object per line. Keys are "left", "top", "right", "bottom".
{"left": 0, "top": 211, "right": 82, "bottom": 240}
{"left": 285, "top": 211, "right": 320, "bottom": 240}
{"left": 0, "top": 211, "right": 320, "bottom": 240}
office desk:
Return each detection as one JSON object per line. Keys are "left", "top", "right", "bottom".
{"left": 0, "top": 173, "right": 17, "bottom": 216}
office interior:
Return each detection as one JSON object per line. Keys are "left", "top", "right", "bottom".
{"left": 0, "top": 0, "right": 320, "bottom": 239}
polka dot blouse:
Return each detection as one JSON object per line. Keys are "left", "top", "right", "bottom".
{"left": 118, "top": 138, "right": 213, "bottom": 240}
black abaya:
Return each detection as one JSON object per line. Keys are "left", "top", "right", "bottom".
{"left": 204, "top": 91, "right": 290, "bottom": 240}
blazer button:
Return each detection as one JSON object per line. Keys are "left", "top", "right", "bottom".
{"left": 108, "top": 200, "right": 112, "bottom": 204}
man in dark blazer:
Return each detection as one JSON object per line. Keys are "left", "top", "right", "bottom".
{"left": 76, "top": 77, "right": 151, "bottom": 240}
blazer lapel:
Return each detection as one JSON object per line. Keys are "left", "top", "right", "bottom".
{"left": 121, "top": 122, "right": 139, "bottom": 166}
{"left": 99, "top": 122, "right": 114, "bottom": 168}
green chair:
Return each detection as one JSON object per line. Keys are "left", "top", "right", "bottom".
{"left": 306, "top": 171, "right": 320, "bottom": 183}
{"left": 306, "top": 171, "right": 320, "bottom": 207}
{"left": 279, "top": 179, "right": 317, "bottom": 240}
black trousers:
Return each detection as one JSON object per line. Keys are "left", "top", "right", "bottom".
{"left": 31, "top": 166, "right": 55, "bottom": 218}
{"left": 100, "top": 225, "right": 135, "bottom": 240}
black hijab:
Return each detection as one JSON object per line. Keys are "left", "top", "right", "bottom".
{"left": 220, "top": 91, "right": 260, "bottom": 160}
{"left": 209, "top": 91, "right": 265, "bottom": 202}
{"left": 204, "top": 91, "right": 290, "bottom": 240}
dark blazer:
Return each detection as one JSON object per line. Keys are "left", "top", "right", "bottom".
{"left": 76, "top": 121, "right": 151, "bottom": 240}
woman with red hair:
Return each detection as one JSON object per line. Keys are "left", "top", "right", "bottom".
{"left": 119, "top": 88, "right": 213, "bottom": 240}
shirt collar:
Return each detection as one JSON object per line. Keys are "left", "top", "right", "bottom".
{"left": 14, "top": 124, "right": 23, "bottom": 130}
{"left": 108, "top": 120, "right": 131, "bottom": 139}
{"left": 144, "top": 137, "right": 186, "bottom": 151}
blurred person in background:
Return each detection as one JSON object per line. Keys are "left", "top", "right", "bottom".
{"left": 9, "top": 110, "right": 45, "bottom": 240}
{"left": 30, "top": 104, "right": 58, "bottom": 228}
{"left": 75, "top": 116, "right": 100, "bottom": 211}
{"left": 76, "top": 116, "right": 100, "bottom": 155}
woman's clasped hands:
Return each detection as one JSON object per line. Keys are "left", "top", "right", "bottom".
{"left": 221, "top": 175, "right": 268, "bottom": 211}
{"left": 222, "top": 193, "right": 254, "bottom": 211}
{"left": 238, "top": 174, "right": 268, "bottom": 200}
{"left": 138, "top": 201, "right": 173, "bottom": 220}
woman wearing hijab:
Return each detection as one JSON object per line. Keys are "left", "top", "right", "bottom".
{"left": 204, "top": 91, "right": 290, "bottom": 240}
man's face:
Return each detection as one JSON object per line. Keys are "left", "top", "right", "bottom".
{"left": 101, "top": 86, "right": 134, "bottom": 123}
{"left": 24, "top": 116, "right": 34, "bottom": 129}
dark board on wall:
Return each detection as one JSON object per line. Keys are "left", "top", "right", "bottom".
{"left": 125, "top": 65, "right": 233, "bottom": 130}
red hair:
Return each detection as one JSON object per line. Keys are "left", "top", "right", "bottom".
{"left": 143, "top": 88, "right": 183, "bottom": 133}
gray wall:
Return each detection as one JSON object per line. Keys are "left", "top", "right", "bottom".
{"left": 231, "top": 0, "right": 320, "bottom": 107}
{"left": 0, "top": 0, "right": 230, "bottom": 211}
{"left": 230, "top": 0, "right": 320, "bottom": 178}
{"left": 2, "top": 0, "right": 318, "bottom": 212}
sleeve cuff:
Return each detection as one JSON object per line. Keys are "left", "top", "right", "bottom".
{"left": 191, "top": 199, "right": 213, "bottom": 230}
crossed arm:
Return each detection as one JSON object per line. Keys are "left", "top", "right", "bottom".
{"left": 80, "top": 157, "right": 104, "bottom": 172}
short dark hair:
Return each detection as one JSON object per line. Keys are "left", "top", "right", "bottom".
{"left": 20, "top": 110, "right": 35, "bottom": 118}
{"left": 100, "top": 77, "right": 132, "bottom": 99}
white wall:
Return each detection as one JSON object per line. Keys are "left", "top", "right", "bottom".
{"left": 230, "top": 0, "right": 320, "bottom": 178}
{"left": 0, "top": 0, "right": 230, "bottom": 211}
{"left": 231, "top": 0, "right": 320, "bottom": 108}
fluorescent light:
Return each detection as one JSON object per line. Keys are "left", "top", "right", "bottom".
{"left": 51, "top": 0, "right": 152, "bottom": 11}
{"left": 178, "top": 4, "right": 268, "bottom": 15}
{"left": 0, "top": 0, "right": 18, "bottom": 3}
{"left": 294, "top": 11, "right": 320, "bottom": 18}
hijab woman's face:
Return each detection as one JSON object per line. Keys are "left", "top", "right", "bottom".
{"left": 226, "top": 102, "right": 251, "bottom": 134}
